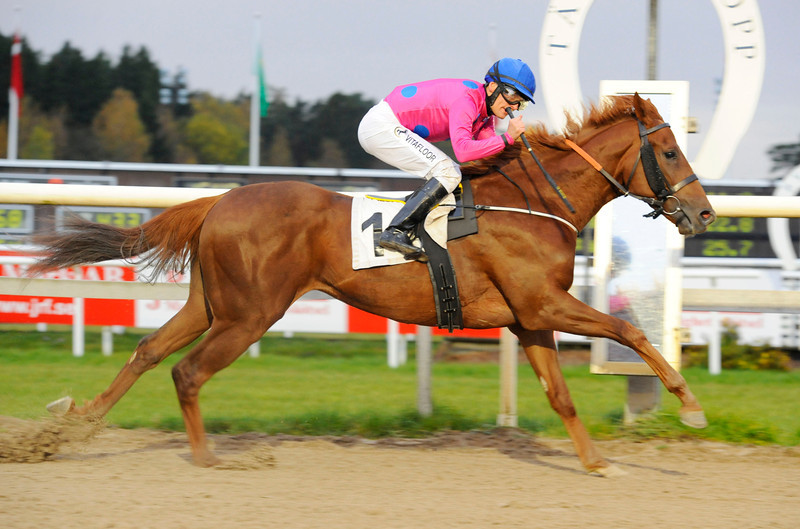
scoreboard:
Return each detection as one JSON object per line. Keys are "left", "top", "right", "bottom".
{"left": 0, "top": 205, "right": 151, "bottom": 245}
{"left": 55, "top": 206, "right": 152, "bottom": 229}
{"left": 0, "top": 205, "right": 34, "bottom": 245}
{"left": 571, "top": 183, "right": 792, "bottom": 261}
{"left": 0, "top": 205, "right": 33, "bottom": 233}
{"left": 683, "top": 184, "right": 797, "bottom": 259}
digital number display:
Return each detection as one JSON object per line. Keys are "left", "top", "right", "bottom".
{"left": 56, "top": 207, "right": 152, "bottom": 229}
{"left": 175, "top": 177, "right": 243, "bottom": 189}
{"left": 683, "top": 185, "right": 799, "bottom": 259}
{"left": 0, "top": 205, "right": 34, "bottom": 234}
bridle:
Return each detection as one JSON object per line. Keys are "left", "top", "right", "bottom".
{"left": 565, "top": 119, "right": 698, "bottom": 219}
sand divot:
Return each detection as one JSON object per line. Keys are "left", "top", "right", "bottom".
{"left": 0, "top": 415, "right": 105, "bottom": 463}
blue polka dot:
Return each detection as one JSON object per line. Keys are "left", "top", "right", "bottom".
{"left": 413, "top": 125, "right": 430, "bottom": 138}
{"left": 401, "top": 85, "right": 418, "bottom": 98}
{"left": 462, "top": 80, "right": 479, "bottom": 89}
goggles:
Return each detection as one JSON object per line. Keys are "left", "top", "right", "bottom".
{"left": 500, "top": 84, "right": 529, "bottom": 111}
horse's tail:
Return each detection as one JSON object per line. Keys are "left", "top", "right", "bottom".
{"left": 28, "top": 195, "right": 225, "bottom": 277}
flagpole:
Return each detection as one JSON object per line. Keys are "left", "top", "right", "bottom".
{"left": 7, "top": 79, "right": 18, "bottom": 160}
{"left": 7, "top": 6, "right": 21, "bottom": 160}
{"left": 248, "top": 13, "right": 262, "bottom": 167}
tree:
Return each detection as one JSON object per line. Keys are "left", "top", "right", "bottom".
{"left": 261, "top": 91, "right": 316, "bottom": 166}
{"left": 156, "top": 106, "right": 196, "bottom": 164}
{"left": 0, "top": 33, "right": 14, "bottom": 121}
{"left": 183, "top": 93, "right": 248, "bottom": 165}
{"left": 264, "top": 126, "right": 295, "bottom": 166}
{"left": 114, "top": 46, "right": 161, "bottom": 137}
{"left": 92, "top": 88, "right": 151, "bottom": 161}
{"left": 0, "top": 121, "right": 6, "bottom": 158}
{"left": 18, "top": 97, "right": 67, "bottom": 160}
{"left": 307, "top": 92, "right": 376, "bottom": 167}
{"left": 1, "top": 32, "right": 407, "bottom": 168}
{"left": 768, "top": 136, "right": 800, "bottom": 175}
{"left": 21, "top": 124, "right": 55, "bottom": 159}
{"left": 311, "top": 138, "right": 347, "bottom": 168}
{"left": 184, "top": 114, "right": 246, "bottom": 165}
{"left": 1, "top": 97, "right": 67, "bottom": 160}
{"left": 40, "top": 43, "right": 114, "bottom": 126}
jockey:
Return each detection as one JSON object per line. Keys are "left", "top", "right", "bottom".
{"left": 358, "top": 57, "right": 536, "bottom": 262}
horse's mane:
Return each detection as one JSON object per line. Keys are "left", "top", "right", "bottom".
{"left": 462, "top": 94, "right": 645, "bottom": 177}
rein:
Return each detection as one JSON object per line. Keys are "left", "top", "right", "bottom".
{"left": 565, "top": 119, "right": 698, "bottom": 219}
{"left": 467, "top": 117, "right": 696, "bottom": 234}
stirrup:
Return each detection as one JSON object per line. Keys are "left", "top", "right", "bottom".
{"left": 379, "top": 229, "right": 429, "bottom": 262}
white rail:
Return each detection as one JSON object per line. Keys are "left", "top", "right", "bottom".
{"left": 3, "top": 182, "right": 800, "bottom": 213}
{"left": 0, "top": 182, "right": 225, "bottom": 208}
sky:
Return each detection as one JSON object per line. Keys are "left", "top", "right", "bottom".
{"left": 2, "top": 0, "right": 798, "bottom": 183}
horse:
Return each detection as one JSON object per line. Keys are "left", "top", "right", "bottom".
{"left": 30, "top": 94, "right": 716, "bottom": 475}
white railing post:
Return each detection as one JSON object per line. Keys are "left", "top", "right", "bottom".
{"left": 497, "top": 328, "right": 518, "bottom": 427}
{"left": 387, "top": 319, "right": 402, "bottom": 368}
{"left": 72, "top": 297, "right": 85, "bottom": 358}
{"left": 101, "top": 326, "right": 113, "bottom": 356}
{"left": 708, "top": 311, "right": 722, "bottom": 375}
{"left": 416, "top": 325, "right": 433, "bottom": 417}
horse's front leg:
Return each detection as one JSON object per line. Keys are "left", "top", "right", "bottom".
{"left": 534, "top": 293, "right": 707, "bottom": 429}
{"left": 614, "top": 317, "right": 707, "bottom": 428}
{"left": 510, "top": 326, "right": 624, "bottom": 476}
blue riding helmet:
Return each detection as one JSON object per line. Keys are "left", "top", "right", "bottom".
{"left": 484, "top": 58, "right": 536, "bottom": 103}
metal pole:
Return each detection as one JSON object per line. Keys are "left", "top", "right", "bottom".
{"left": 497, "top": 328, "right": 518, "bottom": 427}
{"left": 416, "top": 326, "right": 433, "bottom": 417}
{"left": 6, "top": 7, "right": 22, "bottom": 160}
{"left": 647, "top": 0, "right": 658, "bottom": 80}
{"left": 248, "top": 13, "right": 261, "bottom": 167}
{"left": 625, "top": 0, "right": 662, "bottom": 422}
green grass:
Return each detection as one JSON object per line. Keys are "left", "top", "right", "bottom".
{"left": 1, "top": 329, "right": 798, "bottom": 446}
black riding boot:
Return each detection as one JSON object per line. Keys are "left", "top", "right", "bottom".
{"left": 379, "top": 178, "right": 450, "bottom": 262}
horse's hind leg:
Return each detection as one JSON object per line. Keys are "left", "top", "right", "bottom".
{"left": 511, "top": 326, "right": 624, "bottom": 476}
{"left": 62, "top": 271, "right": 211, "bottom": 418}
{"left": 170, "top": 318, "right": 266, "bottom": 467}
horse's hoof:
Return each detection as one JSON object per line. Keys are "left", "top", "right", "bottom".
{"left": 46, "top": 396, "right": 75, "bottom": 416}
{"left": 680, "top": 409, "right": 708, "bottom": 429}
{"left": 589, "top": 464, "right": 627, "bottom": 478}
{"left": 193, "top": 452, "right": 222, "bottom": 468}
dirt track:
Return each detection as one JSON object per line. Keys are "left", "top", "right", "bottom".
{"left": 1, "top": 416, "right": 799, "bottom": 529}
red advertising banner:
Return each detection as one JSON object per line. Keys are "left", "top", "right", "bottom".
{"left": 0, "top": 251, "right": 136, "bottom": 326}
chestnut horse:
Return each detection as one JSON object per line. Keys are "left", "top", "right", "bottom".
{"left": 32, "top": 94, "right": 715, "bottom": 475}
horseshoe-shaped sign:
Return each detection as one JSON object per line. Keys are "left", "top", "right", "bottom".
{"left": 768, "top": 164, "right": 800, "bottom": 270}
{"left": 539, "top": 0, "right": 765, "bottom": 181}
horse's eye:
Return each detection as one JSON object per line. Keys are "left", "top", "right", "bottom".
{"left": 664, "top": 150, "right": 678, "bottom": 160}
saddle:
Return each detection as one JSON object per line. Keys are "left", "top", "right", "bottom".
{"left": 350, "top": 181, "right": 478, "bottom": 332}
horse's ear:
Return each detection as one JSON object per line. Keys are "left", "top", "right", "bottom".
{"left": 632, "top": 92, "right": 647, "bottom": 121}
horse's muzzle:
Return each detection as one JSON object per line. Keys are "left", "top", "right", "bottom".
{"left": 675, "top": 206, "right": 716, "bottom": 236}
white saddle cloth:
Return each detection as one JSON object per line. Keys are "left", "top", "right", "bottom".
{"left": 350, "top": 192, "right": 455, "bottom": 270}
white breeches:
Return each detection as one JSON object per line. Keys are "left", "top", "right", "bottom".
{"left": 357, "top": 100, "right": 462, "bottom": 193}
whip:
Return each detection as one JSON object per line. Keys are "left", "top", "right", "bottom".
{"left": 506, "top": 108, "right": 575, "bottom": 214}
